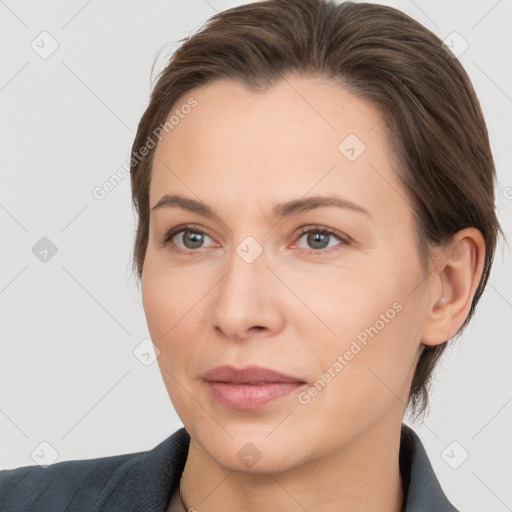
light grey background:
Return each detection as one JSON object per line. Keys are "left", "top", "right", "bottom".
{"left": 1, "top": 1, "right": 511, "bottom": 511}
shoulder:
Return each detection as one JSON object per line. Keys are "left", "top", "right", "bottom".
{"left": 0, "top": 427, "right": 190, "bottom": 512}
{"left": 400, "top": 423, "right": 461, "bottom": 512}
{"left": 0, "top": 451, "right": 138, "bottom": 511}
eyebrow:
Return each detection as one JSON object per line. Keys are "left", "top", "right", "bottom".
{"left": 151, "top": 194, "right": 371, "bottom": 219}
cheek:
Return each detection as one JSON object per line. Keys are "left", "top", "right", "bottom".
{"left": 298, "top": 256, "right": 424, "bottom": 397}
{"left": 142, "top": 266, "right": 206, "bottom": 415}
{"left": 142, "top": 259, "right": 203, "bottom": 342}
{"left": 141, "top": 275, "right": 197, "bottom": 401}
{"left": 300, "top": 303, "right": 421, "bottom": 439}
{"left": 288, "top": 261, "right": 396, "bottom": 342}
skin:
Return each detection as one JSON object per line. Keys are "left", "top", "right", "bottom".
{"left": 141, "top": 74, "right": 485, "bottom": 512}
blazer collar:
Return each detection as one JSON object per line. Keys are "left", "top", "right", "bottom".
{"left": 400, "top": 423, "right": 459, "bottom": 511}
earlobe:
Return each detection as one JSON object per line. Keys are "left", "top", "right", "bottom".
{"left": 421, "top": 228, "right": 486, "bottom": 347}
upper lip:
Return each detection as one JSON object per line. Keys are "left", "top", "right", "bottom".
{"left": 202, "top": 365, "right": 305, "bottom": 384}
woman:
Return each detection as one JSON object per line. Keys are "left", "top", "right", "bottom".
{"left": 0, "top": 0, "right": 503, "bottom": 511}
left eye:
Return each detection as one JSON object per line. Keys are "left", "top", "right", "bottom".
{"left": 294, "top": 228, "right": 347, "bottom": 252}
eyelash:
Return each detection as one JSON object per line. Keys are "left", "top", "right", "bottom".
{"left": 159, "top": 224, "right": 350, "bottom": 256}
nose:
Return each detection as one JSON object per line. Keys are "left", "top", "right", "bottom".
{"left": 211, "top": 243, "right": 285, "bottom": 341}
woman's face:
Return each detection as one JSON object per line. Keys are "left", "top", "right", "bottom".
{"left": 142, "top": 75, "right": 428, "bottom": 472}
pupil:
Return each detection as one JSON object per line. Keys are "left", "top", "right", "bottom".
{"left": 308, "top": 232, "right": 329, "bottom": 249}
{"left": 184, "top": 231, "right": 203, "bottom": 249}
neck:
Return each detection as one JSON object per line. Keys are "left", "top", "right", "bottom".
{"left": 179, "top": 417, "right": 404, "bottom": 512}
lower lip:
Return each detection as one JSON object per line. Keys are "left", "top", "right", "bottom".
{"left": 205, "top": 381, "right": 304, "bottom": 410}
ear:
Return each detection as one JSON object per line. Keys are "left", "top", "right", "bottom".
{"left": 421, "top": 227, "right": 486, "bottom": 346}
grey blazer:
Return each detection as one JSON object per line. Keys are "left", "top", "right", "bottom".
{"left": 0, "top": 423, "right": 459, "bottom": 511}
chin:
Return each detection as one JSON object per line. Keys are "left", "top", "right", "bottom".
{"left": 207, "top": 439, "right": 301, "bottom": 475}
{"left": 188, "top": 420, "right": 309, "bottom": 474}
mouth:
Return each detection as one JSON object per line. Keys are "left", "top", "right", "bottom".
{"left": 202, "top": 365, "right": 307, "bottom": 410}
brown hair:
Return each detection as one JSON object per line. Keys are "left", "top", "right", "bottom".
{"left": 129, "top": 0, "right": 504, "bottom": 420}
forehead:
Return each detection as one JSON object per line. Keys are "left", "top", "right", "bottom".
{"left": 150, "top": 75, "right": 404, "bottom": 214}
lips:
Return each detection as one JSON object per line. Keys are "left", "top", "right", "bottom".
{"left": 202, "top": 365, "right": 305, "bottom": 385}
{"left": 202, "top": 365, "right": 306, "bottom": 410}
